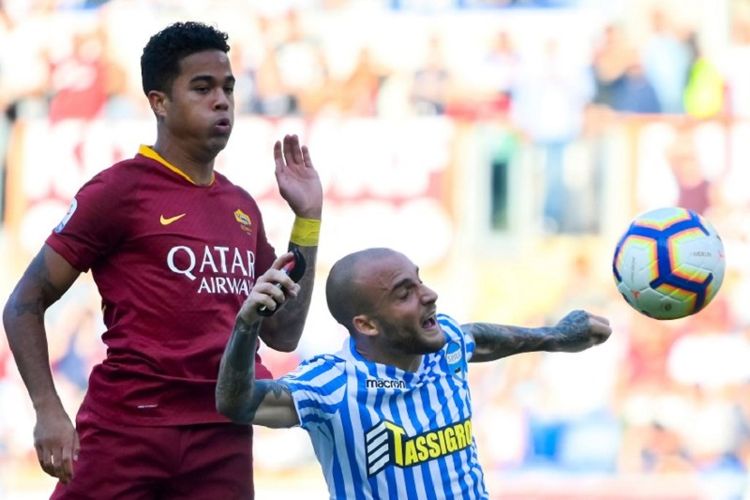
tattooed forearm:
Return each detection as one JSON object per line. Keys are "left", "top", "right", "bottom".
{"left": 216, "top": 318, "right": 262, "bottom": 422}
{"left": 465, "top": 310, "right": 603, "bottom": 362}
{"left": 465, "top": 323, "right": 559, "bottom": 362}
{"left": 216, "top": 317, "right": 295, "bottom": 425}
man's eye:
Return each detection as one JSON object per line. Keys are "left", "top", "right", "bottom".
{"left": 224, "top": 86, "right": 234, "bottom": 94}
{"left": 195, "top": 87, "right": 209, "bottom": 93}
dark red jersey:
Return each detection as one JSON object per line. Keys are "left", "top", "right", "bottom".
{"left": 47, "top": 146, "right": 276, "bottom": 425}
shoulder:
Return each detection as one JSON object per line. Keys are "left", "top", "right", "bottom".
{"left": 213, "top": 172, "right": 264, "bottom": 211}
{"left": 284, "top": 353, "right": 347, "bottom": 383}
{"left": 82, "top": 157, "right": 148, "bottom": 192}
{"left": 437, "top": 313, "right": 463, "bottom": 342}
{"left": 214, "top": 171, "right": 254, "bottom": 198}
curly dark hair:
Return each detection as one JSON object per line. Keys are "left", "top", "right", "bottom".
{"left": 140, "top": 21, "right": 230, "bottom": 95}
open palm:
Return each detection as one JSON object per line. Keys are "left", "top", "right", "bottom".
{"left": 274, "top": 134, "right": 323, "bottom": 219}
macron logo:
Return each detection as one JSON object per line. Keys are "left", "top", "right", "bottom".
{"left": 366, "top": 379, "right": 406, "bottom": 389}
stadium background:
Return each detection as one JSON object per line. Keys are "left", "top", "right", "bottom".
{"left": 1, "top": 0, "right": 750, "bottom": 498}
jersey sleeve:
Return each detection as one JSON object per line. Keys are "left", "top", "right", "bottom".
{"left": 280, "top": 354, "right": 347, "bottom": 429}
{"left": 437, "top": 313, "right": 476, "bottom": 362}
{"left": 45, "top": 168, "right": 133, "bottom": 272}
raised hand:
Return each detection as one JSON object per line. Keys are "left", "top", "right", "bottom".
{"left": 551, "top": 310, "right": 612, "bottom": 352}
{"left": 274, "top": 134, "right": 323, "bottom": 219}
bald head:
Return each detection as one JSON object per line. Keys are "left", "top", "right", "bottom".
{"left": 326, "top": 248, "right": 399, "bottom": 332}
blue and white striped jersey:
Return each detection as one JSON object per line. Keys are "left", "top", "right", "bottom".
{"left": 281, "top": 313, "right": 489, "bottom": 500}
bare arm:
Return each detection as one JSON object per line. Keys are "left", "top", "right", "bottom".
{"left": 216, "top": 257, "right": 300, "bottom": 428}
{"left": 2, "top": 244, "right": 82, "bottom": 482}
{"left": 259, "top": 243, "right": 317, "bottom": 352}
{"left": 216, "top": 317, "right": 299, "bottom": 428}
{"left": 259, "top": 134, "right": 322, "bottom": 352}
{"left": 464, "top": 310, "right": 611, "bottom": 363}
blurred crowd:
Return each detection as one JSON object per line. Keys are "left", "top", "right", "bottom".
{"left": 0, "top": 0, "right": 748, "bottom": 126}
{"left": 2, "top": 0, "right": 750, "bottom": 498}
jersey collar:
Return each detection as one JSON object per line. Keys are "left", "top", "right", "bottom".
{"left": 138, "top": 145, "right": 215, "bottom": 186}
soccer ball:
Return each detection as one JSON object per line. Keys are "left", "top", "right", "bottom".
{"left": 612, "top": 207, "right": 725, "bottom": 320}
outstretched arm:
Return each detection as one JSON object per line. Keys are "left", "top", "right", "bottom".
{"left": 464, "top": 310, "right": 611, "bottom": 363}
{"left": 216, "top": 255, "right": 300, "bottom": 428}
{"left": 259, "top": 134, "right": 322, "bottom": 352}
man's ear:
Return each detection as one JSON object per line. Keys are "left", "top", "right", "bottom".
{"left": 353, "top": 314, "right": 378, "bottom": 338}
{"left": 147, "top": 90, "right": 168, "bottom": 120}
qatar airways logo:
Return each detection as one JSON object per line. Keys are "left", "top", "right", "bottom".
{"left": 166, "top": 245, "right": 256, "bottom": 295}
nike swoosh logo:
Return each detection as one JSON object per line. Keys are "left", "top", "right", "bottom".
{"left": 160, "top": 213, "right": 186, "bottom": 225}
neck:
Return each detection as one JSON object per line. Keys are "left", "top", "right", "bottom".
{"left": 355, "top": 340, "right": 422, "bottom": 373}
{"left": 152, "top": 139, "right": 216, "bottom": 186}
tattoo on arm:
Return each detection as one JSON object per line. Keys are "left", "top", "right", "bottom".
{"left": 242, "top": 380, "right": 292, "bottom": 422}
{"left": 465, "top": 310, "right": 597, "bottom": 362}
{"left": 216, "top": 318, "right": 262, "bottom": 423}
{"left": 464, "top": 323, "right": 557, "bottom": 362}
{"left": 8, "top": 251, "right": 64, "bottom": 320}
{"left": 216, "top": 318, "right": 296, "bottom": 425}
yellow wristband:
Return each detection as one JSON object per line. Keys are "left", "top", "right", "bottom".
{"left": 290, "top": 217, "right": 321, "bottom": 247}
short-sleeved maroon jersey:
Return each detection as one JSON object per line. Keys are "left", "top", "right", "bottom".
{"left": 47, "top": 146, "right": 276, "bottom": 425}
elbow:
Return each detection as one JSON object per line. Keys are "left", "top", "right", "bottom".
{"left": 261, "top": 328, "right": 300, "bottom": 352}
{"left": 264, "top": 339, "right": 299, "bottom": 353}
{"left": 215, "top": 386, "right": 234, "bottom": 420}
{"left": 215, "top": 397, "right": 242, "bottom": 423}
{"left": 215, "top": 396, "right": 228, "bottom": 417}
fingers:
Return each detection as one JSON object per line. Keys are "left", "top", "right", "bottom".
{"left": 282, "top": 134, "right": 301, "bottom": 168}
{"left": 254, "top": 280, "right": 292, "bottom": 312}
{"left": 586, "top": 312, "right": 612, "bottom": 345}
{"left": 301, "top": 145, "right": 314, "bottom": 169}
{"left": 270, "top": 251, "right": 296, "bottom": 271}
{"left": 37, "top": 443, "right": 74, "bottom": 483}
{"left": 273, "top": 140, "right": 283, "bottom": 171}
{"left": 276, "top": 134, "right": 312, "bottom": 170}
{"left": 37, "top": 444, "right": 53, "bottom": 477}
{"left": 253, "top": 255, "right": 301, "bottom": 311}
{"left": 586, "top": 312, "right": 610, "bottom": 326}
{"left": 61, "top": 442, "right": 75, "bottom": 483}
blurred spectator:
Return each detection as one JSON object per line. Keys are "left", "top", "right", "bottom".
{"left": 251, "top": 16, "right": 299, "bottom": 117}
{"left": 722, "top": 14, "right": 750, "bottom": 118}
{"left": 337, "top": 46, "right": 386, "bottom": 116}
{"left": 591, "top": 23, "right": 634, "bottom": 109}
{"left": 683, "top": 32, "right": 725, "bottom": 119}
{"left": 48, "top": 28, "right": 109, "bottom": 122}
{"left": 590, "top": 20, "right": 662, "bottom": 116}
{"left": 640, "top": 8, "right": 692, "bottom": 114}
{"left": 610, "top": 60, "right": 661, "bottom": 114}
{"left": 0, "top": 3, "right": 52, "bottom": 121}
{"left": 410, "top": 34, "right": 452, "bottom": 115}
{"left": 272, "top": 9, "right": 334, "bottom": 116}
{"left": 480, "top": 30, "right": 519, "bottom": 116}
{"left": 45, "top": 19, "right": 138, "bottom": 122}
{"left": 664, "top": 126, "right": 715, "bottom": 215}
{"left": 511, "top": 37, "right": 594, "bottom": 233}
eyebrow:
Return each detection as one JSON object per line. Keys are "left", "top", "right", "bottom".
{"left": 389, "top": 267, "right": 420, "bottom": 294}
{"left": 189, "top": 75, "right": 236, "bottom": 85}
{"left": 390, "top": 278, "right": 412, "bottom": 293}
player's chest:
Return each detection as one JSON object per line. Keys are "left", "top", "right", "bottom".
{"left": 127, "top": 186, "right": 262, "bottom": 252}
